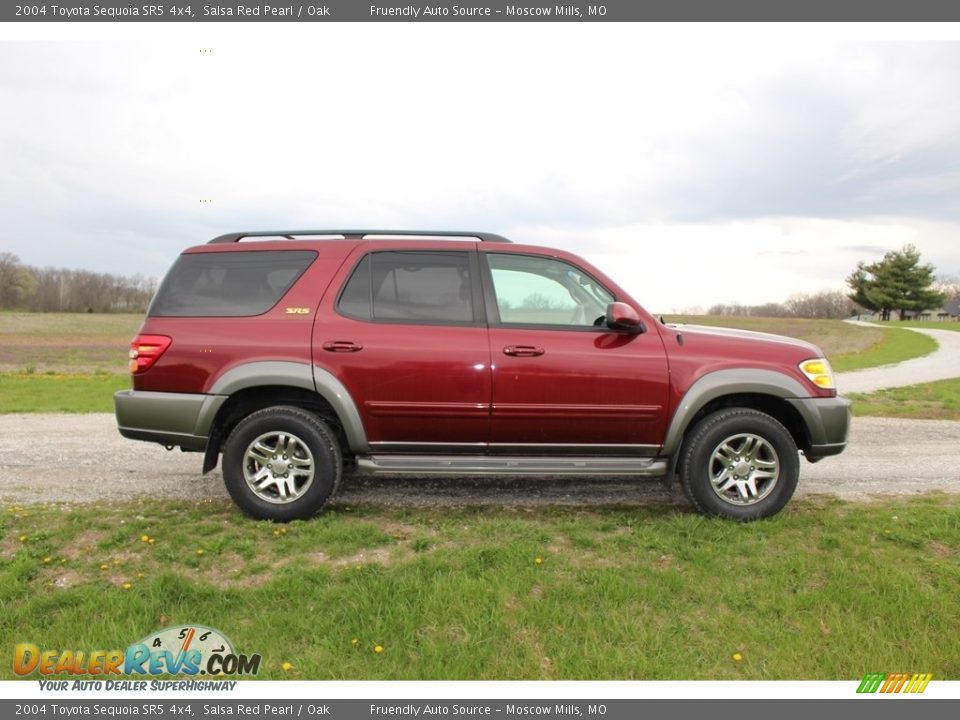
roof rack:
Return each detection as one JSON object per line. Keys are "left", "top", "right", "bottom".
{"left": 208, "top": 230, "right": 512, "bottom": 244}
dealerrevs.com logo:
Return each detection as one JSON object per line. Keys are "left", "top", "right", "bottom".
{"left": 14, "top": 625, "right": 261, "bottom": 678}
{"left": 857, "top": 673, "right": 933, "bottom": 694}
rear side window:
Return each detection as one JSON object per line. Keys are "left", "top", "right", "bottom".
{"left": 149, "top": 250, "right": 317, "bottom": 317}
{"left": 337, "top": 251, "right": 475, "bottom": 324}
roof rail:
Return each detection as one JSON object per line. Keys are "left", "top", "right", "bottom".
{"left": 208, "top": 230, "right": 512, "bottom": 244}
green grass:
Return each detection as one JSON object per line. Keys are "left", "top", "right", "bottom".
{"left": 2, "top": 496, "right": 958, "bottom": 680}
{"left": 882, "top": 321, "right": 960, "bottom": 332}
{"left": 849, "top": 378, "right": 960, "bottom": 421}
{"left": 0, "top": 373, "right": 129, "bottom": 413}
{"left": 0, "top": 312, "right": 140, "bottom": 374}
{"left": 830, "top": 327, "right": 937, "bottom": 372}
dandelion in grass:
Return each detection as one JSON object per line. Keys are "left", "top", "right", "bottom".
{"left": 18, "top": 535, "right": 27, "bottom": 543}
{"left": 374, "top": 645, "right": 384, "bottom": 654}
{"left": 100, "top": 564, "right": 109, "bottom": 571}
{"left": 351, "top": 638, "right": 359, "bottom": 646}
{"left": 732, "top": 652, "right": 743, "bottom": 662}
{"left": 122, "top": 582, "right": 132, "bottom": 590}
{"left": 196, "top": 548, "right": 205, "bottom": 556}
{"left": 281, "top": 662, "right": 294, "bottom": 672}
{"left": 140, "top": 535, "right": 150, "bottom": 543}
{"left": 43, "top": 557, "right": 52, "bottom": 564}
{"left": 534, "top": 557, "right": 543, "bottom": 565}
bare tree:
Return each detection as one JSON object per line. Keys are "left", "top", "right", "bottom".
{"left": 0, "top": 253, "right": 38, "bottom": 308}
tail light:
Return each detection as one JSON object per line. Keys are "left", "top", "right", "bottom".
{"left": 128, "top": 335, "right": 172, "bottom": 374}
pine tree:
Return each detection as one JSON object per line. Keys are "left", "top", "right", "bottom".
{"left": 846, "top": 245, "right": 946, "bottom": 321}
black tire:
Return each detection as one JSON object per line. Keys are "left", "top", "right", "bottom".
{"left": 222, "top": 406, "right": 342, "bottom": 522}
{"left": 678, "top": 408, "right": 799, "bottom": 520}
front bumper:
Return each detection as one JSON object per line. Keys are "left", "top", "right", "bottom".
{"left": 786, "top": 395, "right": 852, "bottom": 461}
{"left": 114, "top": 390, "right": 226, "bottom": 451}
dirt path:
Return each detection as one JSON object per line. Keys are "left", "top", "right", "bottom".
{"left": 836, "top": 322, "right": 960, "bottom": 393}
{"left": 0, "top": 414, "right": 956, "bottom": 508}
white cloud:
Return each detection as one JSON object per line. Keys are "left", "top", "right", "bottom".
{"left": 1, "top": 26, "right": 959, "bottom": 311}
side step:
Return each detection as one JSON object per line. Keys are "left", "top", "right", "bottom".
{"left": 355, "top": 455, "right": 669, "bottom": 477}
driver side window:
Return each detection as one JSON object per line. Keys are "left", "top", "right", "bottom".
{"left": 485, "top": 253, "right": 613, "bottom": 327}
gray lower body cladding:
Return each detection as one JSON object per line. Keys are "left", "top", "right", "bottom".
{"left": 114, "top": 389, "right": 225, "bottom": 451}
{"left": 786, "top": 395, "right": 852, "bottom": 461}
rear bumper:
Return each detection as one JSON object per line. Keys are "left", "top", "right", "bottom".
{"left": 786, "top": 395, "right": 852, "bottom": 461}
{"left": 114, "top": 390, "right": 225, "bottom": 451}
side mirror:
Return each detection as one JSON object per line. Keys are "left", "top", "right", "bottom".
{"left": 605, "top": 302, "right": 645, "bottom": 334}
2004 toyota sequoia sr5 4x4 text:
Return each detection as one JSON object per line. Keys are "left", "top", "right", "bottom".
{"left": 114, "top": 230, "right": 851, "bottom": 521}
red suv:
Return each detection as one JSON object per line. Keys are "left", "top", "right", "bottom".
{"left": 115, "top": 230, "right": 850, "bottom": 521}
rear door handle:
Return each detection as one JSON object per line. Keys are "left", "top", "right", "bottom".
{"left": 322, "top": 340, "right": 363, "bottom": 353}
{"left": 503, "top": 345, "right": 545, "bottom": 357}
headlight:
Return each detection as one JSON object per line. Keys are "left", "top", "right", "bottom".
{"left": 799, "top": 358, "right": 836, "bottom": 390}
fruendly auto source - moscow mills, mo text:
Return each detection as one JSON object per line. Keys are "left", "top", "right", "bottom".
{"left": 368, "top": 5, "right": 606, "bottom": 17}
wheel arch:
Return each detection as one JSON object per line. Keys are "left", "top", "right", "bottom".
{"left": 664, "top": 369, "right": 813, "bottom": 463}
{"left": 200, "top": 361, "right": 368, "bottom": 473}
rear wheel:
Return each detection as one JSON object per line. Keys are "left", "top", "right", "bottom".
{"left": 222, "top": 406, "right": 342, "bottom": 521}
{"left": 679, "top": 408, "right": 799, "bottom": 520}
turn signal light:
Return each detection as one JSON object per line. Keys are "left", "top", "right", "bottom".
{"left": 799, "top": 358, "right": 836, "bottom": 390}
{"left": 128, "top": 335, "right": 172, "bottom": 374}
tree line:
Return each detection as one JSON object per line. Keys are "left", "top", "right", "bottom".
{"left": 0, "top": 252, "right": 157, "bottom": 313}
{"left": 708, "top": 290, "right": 856, "bottom": 319}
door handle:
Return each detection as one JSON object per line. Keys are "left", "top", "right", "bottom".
{"left": 322, "top": 340, "right": 363, "bottom": 352}
{"left": 503, "top": 345, "right": 545, "bottom": 357}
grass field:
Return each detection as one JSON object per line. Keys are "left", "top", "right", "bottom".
{"left": 883, "top": 320, "right": 960, "bottom": 332}
{"left": 0, "top": 373, "right": 129, "bottom": 413}
{"left": 849, "top": 378, "right": 960, "bottom": 421}
{"left": 2, "top": 314, "right": 957, "bottom": 683}
{"left": 0, "top": 312, "right": 141, "bottom": 374}
{"left": 2, "top": 495, "right": 958, "bottom": 680}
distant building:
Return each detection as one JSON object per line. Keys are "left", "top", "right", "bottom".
{"left": 902, "top": 298, "right": 960, "bottom": 321}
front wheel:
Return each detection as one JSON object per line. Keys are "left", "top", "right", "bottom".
{"left": 678, "top": 408, "right": 799, "bottom": 520}
{"left": 222, "top": 406, "right": 342, "bottom": 521}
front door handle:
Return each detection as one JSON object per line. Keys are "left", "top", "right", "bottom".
{"left": 322, "top": 340, "right": 363, "bottom": 353}
{"left": 503, "top": 345, "right": 545, "bottom": 357}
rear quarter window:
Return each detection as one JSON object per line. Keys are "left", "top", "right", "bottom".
{"left": 148, "top": 250, "right": 317, "bottom": 317}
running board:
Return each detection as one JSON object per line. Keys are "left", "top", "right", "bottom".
{"left": 355, "top": 455, "right": 669, "bottom": 477}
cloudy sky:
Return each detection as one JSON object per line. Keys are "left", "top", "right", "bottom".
{"left": 1, "top": 24, "right": 959, "bottom": 312}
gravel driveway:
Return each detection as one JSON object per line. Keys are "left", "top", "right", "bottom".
{"left": 0, "top": 413, "right": 956, "bottom": 508}
{"left": 836, "top": 322, "right": 960, "bottom": 393}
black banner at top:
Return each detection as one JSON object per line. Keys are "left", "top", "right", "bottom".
{"left": 4, "top": 0, "right": 960, "bottom": 22}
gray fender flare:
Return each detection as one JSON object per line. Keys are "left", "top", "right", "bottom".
{"left": 662, "top": 368, "right": 809, "bottom": 457}
{"left": 205, "top": 361, "right": 369, "bottom": 452}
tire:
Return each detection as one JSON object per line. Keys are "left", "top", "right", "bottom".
{"left": 221, "top": 406, "right": 342, "bottom": 522}
{"left": 678, "top": 408, "right": 799, "bottom": 521}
